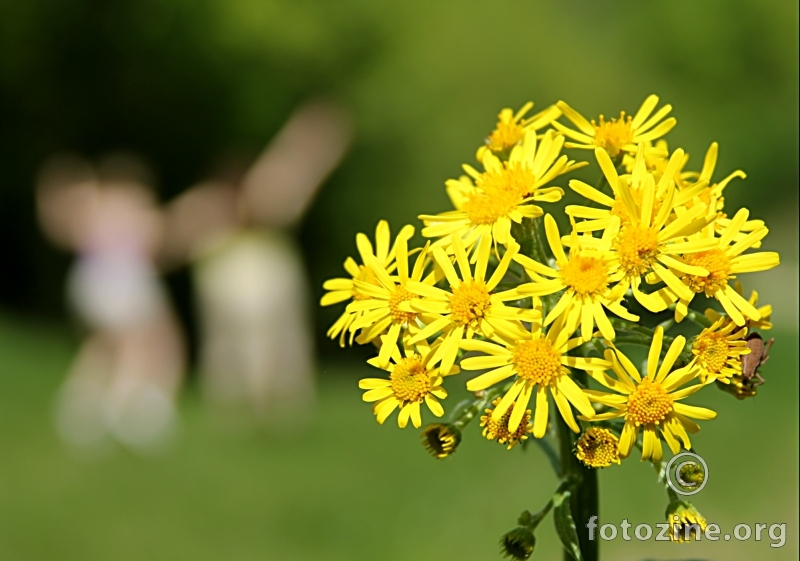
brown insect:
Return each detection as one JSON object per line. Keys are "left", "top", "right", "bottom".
{"left": 741, "top": 332, "right": 774, "bottom": 387}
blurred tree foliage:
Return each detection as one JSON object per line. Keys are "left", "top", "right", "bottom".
{"left": 0, "top": 0, "right": 796, "bottom": 359}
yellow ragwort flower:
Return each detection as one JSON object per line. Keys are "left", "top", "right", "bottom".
{"left": 480, "top": 397, "right": 532, "bottom": 450}
{"left": 420, "top": 129, "right": 582, "bottom": 251}
{"left": 320, "top": 220, "right": 414, "bottom": 346}
{"left": 477, "top": 101, "right": 561, "bottom": 161}
{"left": 653, "top": 208, "right": 780, "bottom": 326}
{"left": 554, "top": 94, "right": 676, "bottom": 158}
{"left": 677, "top": 142, "right": 764, "bottom": 246}
{"left": 404, "top": 233, "right": 539, "bottom": 374}
{"left": 575, "top": 427, "right": 621, "bottom": 468}
{"left": 567, "top": 147, "right": 717, "bottom": 313}
{"left": 691, "top": 317, "right": 751, "bottom": 383}
{"left": 515, "top": 213, "right": 638, "bottom": 342}
{"left": 345, "top": 234, "right": 434, "bottom": 366}
{"left": 459, "top": 308, "right": 607, "bottom": 437}
{"left": 583, "top": 326, "right": 716, "bottom": 462}
{"left": 359, "top": 340, "right": 454, "bottom": 428}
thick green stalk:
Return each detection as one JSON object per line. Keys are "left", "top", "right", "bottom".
{"left": 521, "top": 215, "right": 599, "bottom": 561}
{"left": 557, "top": 371, "right": 599, "bottom": 561}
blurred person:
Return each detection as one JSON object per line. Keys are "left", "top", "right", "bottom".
{"left": 36, "top": 154, "right": 185, "bottom": 453}
{"left": 162, "top": 100, "right": 352, "bottom": 426}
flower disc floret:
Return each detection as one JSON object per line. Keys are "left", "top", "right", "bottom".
{"left": 512, "top": 339, "right": 562, "bottom": 386}
{"left": 693, "top": 332, "right": 730, "bottom": 375}
{"left": 488, "top": 121, "right": 525, "bottom": 154}
{"left": 388, "top": 287, "right": 416, "bottom": 324}
{"left": 449, "top": 280, "right": 492, "bottom": 326}
{"left": 560, "top": 255, "right": 609, "bottom": 297}
{"left": 593, "top": 113, "right": 634, "bottom": 157}
{"left": 576, "top": 427, "right": 620, "bottom": 468}
{"left": 389, "top": 355, "right": 431, "bottom": 403}
{"left": 681, "top": 248, "right": 731, "bottom": 294}
{"left": 627, "top": 379, "right": 673, "bottom": 426}
{"left": 479, "top": 161, "right": 538, "bottom": 198}
{"left": 614, "top": 226, "right": 660, "bottom": 277}
{"left": 462, "top": 188, "right": 521, "bottom": 226}
{"left": 480, "top": 398, "right": 531, "bottom": 450}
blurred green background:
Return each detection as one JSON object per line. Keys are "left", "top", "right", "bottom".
{"left": 0, "top": 0, "right": 797, "bottom": 559}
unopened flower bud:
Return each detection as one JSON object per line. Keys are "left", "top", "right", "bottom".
{"left": 500, "top": 527, "right": 536, "bottom": 560}
{"left": 666, "top": 500, "right": 707, "bottom": 543}
{"left": 421, "top": 423, "right": 461, "bottom": 459}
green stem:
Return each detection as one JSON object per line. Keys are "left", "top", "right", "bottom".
{"left": 556, "top": 379, "right": 598, "bottom": 561}
{"left": 534, "top": 437, "right": 562, "bottom": 477}
{"left": 679, "top": 306, "right": 713, "bottom": 329}
{"left": 450, "top": 385, "right": 506, "bottom": 431}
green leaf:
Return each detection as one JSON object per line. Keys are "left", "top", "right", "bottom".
{"left": 553, "top": 491, "right": 583, "bottom": 561}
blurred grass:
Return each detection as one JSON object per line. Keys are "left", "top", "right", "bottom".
{"left": 0, "top": 314, "right": 796, "bottom": 560}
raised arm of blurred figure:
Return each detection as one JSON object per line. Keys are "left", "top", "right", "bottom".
{"left": 239, "top": 99, "right": 353, "bottom": 228}
{"left": 35, "top": 154, "right": 99, "bottom": 252}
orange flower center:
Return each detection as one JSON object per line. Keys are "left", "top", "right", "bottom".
{"left": 487, "top": 119, "right": 525, "bottom": 153}
{"left": 627, "top": 379, "right": 673, "bottom": 426}
{"left": 512, "top": 338, "right": 562, "bottom": 386}
{"left": 576, "top": 427, "right": 620, "bottom": 468}
{"left": 390, "top": 355, "right": 431, "bottom": 403}
{"left": 681, "top": 249, "right": 731, "bottom": 294}
{"left": 613, "top": 226, "right": 660, "bottom": 277}
{"left": 560, "top": 255, "right": 608, "bottom": 297}
{"left": 593, "top": 112, "right": 634, "bottom": 157}
{"left": 449, "top": 280, "right": 492, "bottom": 326}
{"left": 388, "top": 287, "right": 416, "bottom": 324}
{"left": 480, "top": 397, "right": 531, "bottom": 449}
{"left": 693, "top": 332, "right": 731, "bottom": 374}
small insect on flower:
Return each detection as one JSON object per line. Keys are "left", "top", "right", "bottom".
{"left": 741, "top": 332, "right": 773, "bottom": 387}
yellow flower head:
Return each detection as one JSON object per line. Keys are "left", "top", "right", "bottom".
{"left": 667, "top": 500, "right": 708, "bottom": 543}
{"left": 516, "top": 213, "right": 638, "bottom": 342}
{"left": 583, "top": 326, "right": 716, "bottom": 462}
{"left": 566, "top": 144, "right": 703, "bottom": 233}
{"left": 654, "top": 208, "right": 780, "bottom": 326}
{"left": 420, "top": 130, "right": 583, "bottom": 251}
{"left": 320, "top": 221, "right": 414, "bottom": 346}
{"left": 680, "top": 142, "right": 745, "bottom": 216}
{"left": 677, "top": 142, "right": 764, "bottom": 248}
{"left": 575, "top": 427, "right": 621, "bottom": 468}
{"left": 480, "top": 397, "right": 532, "bottom": 450}
{"left": 345, "top": 233, "right": 435, "bottom": 366}
{"left": 359, "top": 340, "right": 454, "bottom": 429}
{"left": 460, "top": 307, "right": 609, "bottom": 438}
{"left": 554, "top": 95, "right": 676, "bottom": 158}
{"left": 477, "top": 102, "right": 561, "bottom": 161}
{"left": 404, "top": 233, "right": 539, "bottom": 375}
{"left": 566, "top": 147, "right": 718, "bottom": 314}
{"left": 691, "top": 317, "right": 750, "bottom": 383}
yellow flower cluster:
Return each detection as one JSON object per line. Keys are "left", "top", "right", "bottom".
{"left": 321, "top": 95, "right": 779, "bottom": 465}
